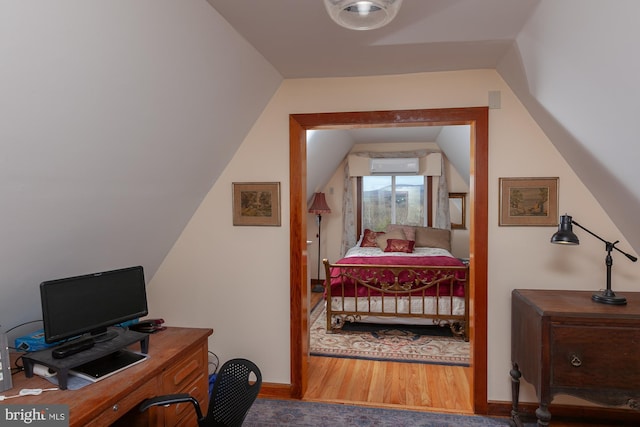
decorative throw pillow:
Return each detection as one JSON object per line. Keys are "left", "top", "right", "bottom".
{"left": 375, "top": 229, "right": 407, "bottom": 250}
{"left": 384, "top": 239, "right": 416, "bottom": 253}
{"left": 414, "top": 227, "right": 451, "bottom": 251}
{"left": 360, "top": 229, "right": 384, "bottom": 247}
{"left": 385, "top": 224, "right": 416, "bottom": 241}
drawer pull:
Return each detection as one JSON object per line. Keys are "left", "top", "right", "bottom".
{"left": 570, "top": 355, "right": 582, "bottom": 367}
{"left": 112, "top": 404, "right": 119, "bottom": 412}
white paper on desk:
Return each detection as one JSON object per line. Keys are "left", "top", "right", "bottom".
{"left": 45, "top": 374, "right": 92, "bottom": 390}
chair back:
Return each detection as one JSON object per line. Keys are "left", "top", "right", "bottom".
{"left": 204, "top": 358, "right": 262, "bottom": 427}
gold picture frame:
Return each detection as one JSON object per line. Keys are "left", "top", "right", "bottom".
{"left": 499, "top": 177, "right": 558, "bottom": 226}
{"left": 232, "top": 182, "right": 281, "bottom": 226}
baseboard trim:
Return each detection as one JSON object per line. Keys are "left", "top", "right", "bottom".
{"left": 258, "top": 382, "right": 294, "bottom": 399}
{"left": 487, "top": 400, "right": 640, "bottom": 425}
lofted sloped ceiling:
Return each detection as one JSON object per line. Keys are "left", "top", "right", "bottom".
{"left": 206, "top": 0, "right": 539, "bottom": 78}
{"left": 0, "top": 1, "right": 282, "bottom": 331}
{"left": 208, "top": 0, "right": 640, "bottom": 254}
{"left": 307, "top": 126, "right": 471, "bottom": 206}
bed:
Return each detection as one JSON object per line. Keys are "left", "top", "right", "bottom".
{"left": 322, "top": 225, "right": 469, "bottom": 340}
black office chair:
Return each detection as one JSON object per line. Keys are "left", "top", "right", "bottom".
{"left": 139, "top": 358, "right": 262, "bottom": 427}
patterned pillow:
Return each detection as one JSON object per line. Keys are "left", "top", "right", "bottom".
{"left": 360, "top": 229, "right": 384, "bottom": 247}
{"left": 384, "top": 239, "right": 416, "bottom": 253}
{"left": 375, "top": 229, "right": 407, "bottom": 250}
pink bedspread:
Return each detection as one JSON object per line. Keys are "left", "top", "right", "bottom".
{"left": 326, "top": 255, "right": 466, "bottom": 298}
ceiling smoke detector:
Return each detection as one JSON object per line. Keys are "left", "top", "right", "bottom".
{"left": 323, "top": 0, "right": 403, "bottom": 30}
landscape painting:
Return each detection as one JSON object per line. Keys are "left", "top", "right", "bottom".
{"left": 233, "top": 182, "right": 281, "bottom": 226}
{"left": 499, "top": 177, "right": 558, "bottom": 226}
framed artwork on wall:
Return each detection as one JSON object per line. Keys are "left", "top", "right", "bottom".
{"left": 232, "top": 182, "right": 281, "bottom": 226}
{"left": 449, "top": 192, "right": 466, "bottom": 229}
{"left": 499, "top": 177, "right": 558, "bottom": 226}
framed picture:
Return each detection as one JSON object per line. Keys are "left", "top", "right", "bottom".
{"left": 499, "top": 177, "right": 558, "bottom": 226}
{"left": 449, "top": 192, "right": 466, "bottom": 229}
{"left": 232, "top": 182, "right": 281, "bottom": 226}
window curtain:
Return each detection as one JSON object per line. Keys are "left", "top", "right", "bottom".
{"left": 434, "top": 154, "right": 451, "bottom": 230}
{"left": 341, "top": 161, "right": 356, "bottom": 256}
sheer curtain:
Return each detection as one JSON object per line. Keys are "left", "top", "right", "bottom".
{"left": 434, "top": 154, "right": 451, "bottom": 230}
{"left": 341, "top": 161, "right": 356, "bottom": 257}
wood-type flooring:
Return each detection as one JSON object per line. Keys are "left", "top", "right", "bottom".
{"left": 305, "top": 292, "right": 625, "bottom": 426}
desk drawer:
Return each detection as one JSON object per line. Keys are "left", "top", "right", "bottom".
{"left": 551, "top": 324, "right": 640, "bottom": 389}
{"left": 161, "top": 343, "right": 208, "bottom": 426}
{"left": 171, "top": 374, "right": 208, "bottom": 427}
{"left": 85, "top": 378, "right": 157, "bottom": 426}
{"left": 163, "top": 344, "right": 206, "bottom": 391}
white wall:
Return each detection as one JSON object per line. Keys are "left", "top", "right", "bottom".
{"left": 147, "top": 69, "right": 640, "bottom": 404}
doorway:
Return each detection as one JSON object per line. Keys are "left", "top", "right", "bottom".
{"left": 289, "top": 107, "right": 489, "bottom": 413}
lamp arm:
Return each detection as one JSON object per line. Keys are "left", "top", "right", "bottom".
{"left": 572, "top": 220, "right": 638, "bottom": 262}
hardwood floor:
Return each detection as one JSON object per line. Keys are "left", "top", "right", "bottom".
{"left": 304, "top": 293, "right": 616, "bottom": 427}
{"left": 305, "top": 291, "right": 472, "bottom": 413}
{"left": 305, "top": 356, "right": 473, "bottom": 413}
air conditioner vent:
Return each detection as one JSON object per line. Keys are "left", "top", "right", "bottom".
{"left": 369, "top": 157, "right": 419, "bottom": 174}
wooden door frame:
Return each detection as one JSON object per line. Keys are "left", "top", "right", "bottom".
{"left": 289, "top": 107, "right": 489, "bottom": 413}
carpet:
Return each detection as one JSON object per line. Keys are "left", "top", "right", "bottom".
{"left": 309, "top": 302, "right": 470, "bottom": 366}
{"left": 244, "top": 398, "right": 515, "bottom": 427}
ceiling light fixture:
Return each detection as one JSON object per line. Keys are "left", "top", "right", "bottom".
{"left": 324, "top": 0, "right": 403, "bottom": 31}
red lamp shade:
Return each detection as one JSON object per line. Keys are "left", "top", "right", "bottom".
{"left": 308, "top": 192, "right": 331, "bottom": 214}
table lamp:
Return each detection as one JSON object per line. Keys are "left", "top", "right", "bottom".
{"left": 550, "top": 214, "right": 638, "bottom": 305}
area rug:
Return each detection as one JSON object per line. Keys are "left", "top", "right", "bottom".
{"left": 309, "top": 302, "right": 470, "bottom": 366}
{"left": 244, "top": 398, "right": 515, "bottom": 427}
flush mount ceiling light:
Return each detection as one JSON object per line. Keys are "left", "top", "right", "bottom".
{"left": 324, "top": 0, "right": 403, "bottom": 30}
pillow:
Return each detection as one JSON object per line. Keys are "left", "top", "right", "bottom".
{"left": 384, "top": 239, "right": 415, "bottom": 253}
{"left": 414, "top": 227, "right": 451, "bottom": 251}
{"left": 360, "top": 229, "right": 384, "bottom": 247}
{"left": 375, "top": 229, "right": 407, "bottom": 250}
{"left": 385, "top": 224, "right": 416, "bottom": 241}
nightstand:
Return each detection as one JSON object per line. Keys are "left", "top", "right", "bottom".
{"left": 510, "top": 289, "right": 640, "bottom": 426}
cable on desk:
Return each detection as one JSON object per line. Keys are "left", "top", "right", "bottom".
{"left": 12, "top": 355, "right": 24, "bottom": 375}
{"left": 208, "top": 351, "right": 219, "bottom": 374}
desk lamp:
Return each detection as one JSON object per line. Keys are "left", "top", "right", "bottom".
{"left": 550, "top": 214, "right": 638, "bottom": 305}
{"left": 309, "top": 192, "right": 331, "bottom": 292}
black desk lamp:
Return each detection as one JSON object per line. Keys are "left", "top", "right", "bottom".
{"left": 308, "top": 192, "right": 331, "bottom": 292}
{"left": 551, "top": 214, "right": 638, "bottom": 305}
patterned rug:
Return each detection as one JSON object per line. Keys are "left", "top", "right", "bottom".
{"left": 244, "top": 398, "right": 514, "bottom": 426}
{"left": 309, "top": 302, "right": 470, "bottom": 366}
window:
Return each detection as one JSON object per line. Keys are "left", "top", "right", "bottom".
{"left": 361, "top": 175, "right": 427, "bottom": 231}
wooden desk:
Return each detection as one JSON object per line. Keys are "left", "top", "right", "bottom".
{"left": 2, "top": 327, "right": 213, "bottom": 426}
{"left": 510, "top": 289, "right": 640, "bottom": 426}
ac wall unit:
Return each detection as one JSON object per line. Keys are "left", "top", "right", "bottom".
{"left": 369, "top": 157, "right": 419, "bottom": 174}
